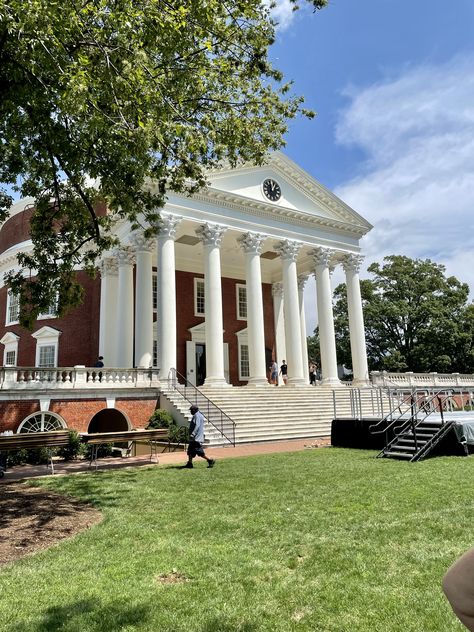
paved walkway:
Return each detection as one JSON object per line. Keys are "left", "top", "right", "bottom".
{"left": 1, "top": 437, "right": 331, "bottom": 482}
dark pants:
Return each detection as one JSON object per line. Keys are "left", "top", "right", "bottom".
{"left": 187, "top": 440, "right": 205, "bottom": 459}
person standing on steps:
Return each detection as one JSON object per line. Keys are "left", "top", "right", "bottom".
{"left": 279, "top": 360, "right": 288, "bottom": 385}
{"left": 309, "top": 363, "right": 317, "bottom": 386}
{"left": 270, "top": 360, "right": 278, "bottom": 386}
{"left": 184, "top": 405, "right": 215, "bottom": 469}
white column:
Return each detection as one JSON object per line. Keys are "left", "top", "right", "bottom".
{"left": 157, "top": 214, "right": 181, "bottom": 380}
{"left": 237, "top": 232, "right": 268, "bottom": 386}
{"left": 342, "top": 254, "right": 370, "bottom": 385}
{"left": 311, "top": 247, "right": 340, "bottom": 386}
{"left": 131, "top": 231, "right": 155, "bottom": 368}
{"left": 115, "top": 247, "right": 135, "bottom": 368}
{"left": 274, "top": 240, "right": 305, "bottom": 385}
{"left": 196, "top": 223, "right": 228, "bottom": 387}
{"left": 272, "top": 282, "right": 286, "bottom": 385}
{"left": 298, "top": 274, "right": 310, "bottom": 385}
{"left": 99, "top": 257, "right": 118, "bottom": 367}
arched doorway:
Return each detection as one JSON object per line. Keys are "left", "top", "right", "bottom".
{"left": 88, "top": 409, "right": 131, "bottom": 434}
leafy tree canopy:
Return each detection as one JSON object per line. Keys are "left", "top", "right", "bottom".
{"left": 329, "top": 255, "right": 474, "bottom": 374}
{"left": 0, "top": 0, "right": 327, "bottom": 327}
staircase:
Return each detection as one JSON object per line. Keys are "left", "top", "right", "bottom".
{"left": 378, "top": 419, "right": 454, "bottom": 461}
{"left": 160, "top": 380, "right": 387, "bottom": 446}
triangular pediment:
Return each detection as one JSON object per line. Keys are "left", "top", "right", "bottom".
{"left": 0, "top": 332, "right": 20, "bottom": 345}
{"left": 32, "top": 325, "right": 62, "bottom": 340}
{"left": 205, "top": 152, "right": 372, "bottom": 232}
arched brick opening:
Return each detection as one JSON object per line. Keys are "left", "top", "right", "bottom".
{"left": 87, "top": 409, "right": 131, "bottom": 433}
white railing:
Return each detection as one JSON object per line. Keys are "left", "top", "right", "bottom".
{"left": 371, "top": 371, "right": 474, "bottom": 389}
{"left": 0, "top": 366, "right": 161, "bottom": 390}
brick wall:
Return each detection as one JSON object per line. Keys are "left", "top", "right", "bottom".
{"left": 0, "top": 396, "right": 158, "bottom": 434}
{"left": 0, "top": 207, "right": 35, "bottom": 256}
{"left": 0, "top": 401, "right": 40, "bottom": 433}
{"left": 0, "top": 271, "right": 100, "bottom": 367}
{"left": 175, "top": 270, "right": 275, "bottom": 385}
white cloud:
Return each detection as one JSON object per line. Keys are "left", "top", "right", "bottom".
{"left": 334, "top": 54, "right": 474, "bottom": 296}
{"left": 265, "top": 0, "right": 298, "bottom": 31}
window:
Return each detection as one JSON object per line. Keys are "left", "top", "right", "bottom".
{"left": 6, "top": 291, "right": 20, "bottom": 325}
{"left": 1, "top": 331, "right": 20, "bottom": 366}
{"left": 194, "top": 278, "right": 205, "bottom": 316}
{"left": 153, "top": 339, "right": 158, "bottom": 368}
{"left": 18, "top": 412, "right": 67, "bottom": 433}
{"left": 38, "top": 299, "right": 57, "bottom": 319}
{"left": 38, "top": 344, "right": 56, "bottom": 368}
{"left": 236, "top": 284, "right": 247, "bottom": 320}
{"left": 32, "top": 326, "right": 61, "bottom": 367}
{"left": 5, "top": 350, "right": 16, "bottom": 366}
{"left": 152, "top": 273, "right": 157, "bottom": 311}
{"left": 239, "top": 344, "right": 250, "bottom": 379}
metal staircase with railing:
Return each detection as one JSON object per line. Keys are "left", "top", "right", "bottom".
{"left": 371, "top": 391, "right": 455, "bottom": 461}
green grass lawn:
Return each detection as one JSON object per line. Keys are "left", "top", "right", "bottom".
{"left": 0, "top": 448, "right": 472, "bottom": 631}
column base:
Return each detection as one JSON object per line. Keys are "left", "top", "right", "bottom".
{"left": 203, "top": 377, "right": 231, "bottom": 388}
{"left": 352, "top": 379, "right": 372, "bottom": 388}
{"left": 320, "top": 377, "right": 343, "bottom": 387}
{"left": 286, "top": 378, "right": 308, "bottom": 387}
{"left": 245, "top": 377, "right": 271, "bottom": 387}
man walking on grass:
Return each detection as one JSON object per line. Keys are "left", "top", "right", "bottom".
{"left": 184, "top": 405, "right": 215, "bottom": 469}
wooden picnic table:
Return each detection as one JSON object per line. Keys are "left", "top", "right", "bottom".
{"left": 80, "top": 428, "right": 169, "bottom": 468}
{"left": 0, "top": 428, "right": 170, "bottom": 475}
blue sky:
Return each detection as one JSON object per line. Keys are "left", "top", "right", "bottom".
{"left": 270, "top": 0, "right": 474, "bottom": 332}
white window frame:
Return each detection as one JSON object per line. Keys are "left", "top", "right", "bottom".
{"left": 0, "top": 332, "right": 20, "bottom": 366}
{"left": 38, "top": 295, "right": 58, "bottom": 320}
{"left": 194, "top": 278, "right": 205, "bottom": 317}
{"left": 236, "top": 328, "right": 250, "bottom": 381}
{"left": 32, "top": 326, "right": 61, "bottom": 368}
{"left": 152, "top": 272, "right": 157, "bottom": 312}
{"left": 17, "top": 411, "right": 67, "bottom": 433}
{"left": 153, "top": 321, "right": 158, "bottom": 367}
{"left": 236, "top": 284, "right": 247, "bottom": 320}
{"left": 5, "top": 290, "right": 20, "bottom": 325}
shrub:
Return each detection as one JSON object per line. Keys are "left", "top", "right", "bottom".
{"left": 57, "top": 430, "right": 85, "bottom": 461}
{"left": 147, "top": 409, "right": 174, "bottom": 429}
{"left": 147, "top": 408, "right": 188, "bottom": 444}
{"left": 83, "top": 443, "right": 114, "bottom": 460}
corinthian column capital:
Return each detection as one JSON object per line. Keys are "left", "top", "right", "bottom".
{"left": 342, "top": 254, "right": 365, "bottom": 274}
{"left": 130, "top": 231, "right": 155, "bottom": 253}
{"left": 310, "top": 247, "right": 334, "bottom": 268}
{"left": 274, "top": 239, "right": 301, "bottom": 262}
{"left": 159, "top": 213, "right": 182, "bottom": 238}
{"left": 272, "top": 282, "right": 284, "bottom": 298}
{"left": 114, "top": 246, "right": 136, "bottom": 267}
{"left": 297, "top": 274, "right": 309, "bottom": 291}
{"left": 99, "top": 257, "right": 118, "bottom": 277}
{"left": 237, "top": 232, "right": 267, "bottom": 255}
{"left": 196, "top": 223, "right": 227, "bottom": 247}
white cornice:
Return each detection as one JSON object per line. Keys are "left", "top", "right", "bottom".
{"left": 171, "top": 188, "right": 369, "bottom": 239}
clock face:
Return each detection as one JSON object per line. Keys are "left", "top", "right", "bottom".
{"left": 262, "top": 178, "right": 282, "bottom": 202}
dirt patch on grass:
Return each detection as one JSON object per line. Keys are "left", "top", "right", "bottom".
{"left": 0, "top": 483, "right": 102, "bottom": 566}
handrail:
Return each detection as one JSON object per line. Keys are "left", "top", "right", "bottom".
{"left": 369, "top": 390, "right": 417, "bottom": 435}
{"left": 167, "top": 369, "right": 236, "bottom": 446}
{"left": 376, "top": 390, "right": 451, "bottom": 456}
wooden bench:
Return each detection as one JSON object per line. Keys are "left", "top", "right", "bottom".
{"left": 0, "top": 431, "right": 72, "bottom": 475}
{"left": 0, "top": 428, "right": 170, "bottom": 476}
{"left": 80, "top": 429, "right": 169, "bottom": 468}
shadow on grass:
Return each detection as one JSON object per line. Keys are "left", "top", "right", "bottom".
{"left": 10, "top": 598, "right": 151, "bottom": 632}
{"left": 43, "top": 469, "right": 145, "bottom": 509}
